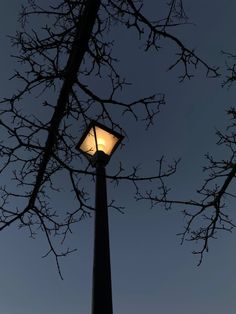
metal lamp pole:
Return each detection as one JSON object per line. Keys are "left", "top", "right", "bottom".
{"left": 92, "top": 151, "right": 113, "bottom": 314}
{"left": 76, "top": 120, "right": 124, "bottom": 314}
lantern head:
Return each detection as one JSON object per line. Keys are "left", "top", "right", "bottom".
{"left": 76, "top": 121, "right": 124, "bottom": 165}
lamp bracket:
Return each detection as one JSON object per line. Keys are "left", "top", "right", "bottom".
{"left": 91, "top": 151, "right": 109, "bottom": 167}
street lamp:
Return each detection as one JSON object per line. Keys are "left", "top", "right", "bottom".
{"left": 76, "top": 120, "right": 124, "bottom": 314}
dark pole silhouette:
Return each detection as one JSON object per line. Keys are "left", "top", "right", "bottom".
{"left": 76, "top": 121, "right": 124, "bottom": 314}
{"left": 92, "top": 151, "right": 113, "bottom": 314}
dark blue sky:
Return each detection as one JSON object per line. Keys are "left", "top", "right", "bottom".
{"left": 1, "top": 1, "right": 236, "bottom": 313}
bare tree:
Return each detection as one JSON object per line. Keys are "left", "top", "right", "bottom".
{"left": 0, "top": 0, "right": 219, "bottom": 276}
{"left": 132, "top": 40, "right": 236, "bottom": 264}
{"left": 136, "top": 106, "right": 236, "bottom": 266}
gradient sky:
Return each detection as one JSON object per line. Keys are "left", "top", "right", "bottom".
{"left": 1, "top": 1, "right": 236, "bottom": 314}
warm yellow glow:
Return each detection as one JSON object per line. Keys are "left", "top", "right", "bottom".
{"left": 97, "top": 137, "right": 106, "bottom": 151}
{"left": 79, "top": 126, "right": 119, "bottom": 156}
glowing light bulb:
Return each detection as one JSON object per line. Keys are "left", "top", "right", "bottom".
{"left": 97, "top": 137, "right": 106, "bottom": 151}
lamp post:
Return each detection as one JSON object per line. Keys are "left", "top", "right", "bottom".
{"left": 76, "top": 121, "right": 124, "bottom": 314}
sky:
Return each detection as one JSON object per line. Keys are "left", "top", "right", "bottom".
{"left": 1, "top": 1, "right": 236, "bottom": 314}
